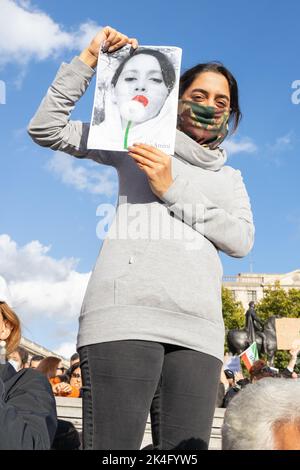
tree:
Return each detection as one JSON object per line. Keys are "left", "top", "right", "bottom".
{"left": 256, "top": 281, "right": 291, "bottom": 321}
{"left": 222, "top": 287, "right": 245, "bottom": 352}
{"left": 255, "top": 281, "right": 300, "bottom": 372}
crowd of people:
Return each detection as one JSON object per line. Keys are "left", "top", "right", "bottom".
{"left": 218, "top": 347, "right": 300, "bottom": 409}
{"left": 218, "top": 349, "right": 300, "bottom": 450}
{"left": 1, "top": 276, "right": 300, "bottom": 450}
{"left": 7, "top": 347, "right": 83, "bottom": 399}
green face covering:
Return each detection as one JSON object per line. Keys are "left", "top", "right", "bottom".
{"left": 177, "top": 100, "right": 230, "bottom": 150}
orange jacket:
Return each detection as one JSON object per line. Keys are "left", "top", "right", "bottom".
{"left": 50, "top": 376, "right": 80, "bottom": 398}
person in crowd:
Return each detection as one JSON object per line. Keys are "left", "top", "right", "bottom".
{"left": 68, "top": 362, "right": 82, "bottom": 394}
{"left": 222, "top": 378, "right": 300, "bottom": 449}
{"left": 281, "top": 346, "right": 300, "bottom": 379}
{"left": 215, "top": 369, "right": 227, "bottom": 407}
{"left": 70, "top": 352, "right": 80, "bottom": 367}
{"left": 0, "top": 292, "right": 57, "bottom": 449}
{"left": 8, "top": 346, "right": 29, "bottom": 371}
{"left": 249, "top": 360, "right": 277, "bottom": 383}
{"left": 37, "top": 356, "right": 80, "bottom": 398}
{"left": 60, "top": 362, "right": 83, "bottom": 398}
{"left": 222, "top": 369, "right": 249, "bottom": 408}
{"left": 29, "top": 354, "right": 44, "bottom": 369}
{"left": 224, "top": 369, "right": 235, "bottom": 387}
{"left": 37, "top": 357, "right": 82, "bottom": 449}
{"left": 28, "top": 25, "right": 254, "bottom": 450}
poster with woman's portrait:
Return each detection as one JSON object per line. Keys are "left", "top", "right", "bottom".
{"left": 87, "top": 45, "right": 182, "bottom": 154}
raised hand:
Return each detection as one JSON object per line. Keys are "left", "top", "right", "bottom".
{"left": 79, "top": 26, "right": 138, "bottom": 68}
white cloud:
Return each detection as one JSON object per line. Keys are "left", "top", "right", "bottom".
{"left": 267, "top": 132, "right": 294, "bottom": 154}
{"left": 73, "top": 21, "right": 102, "bottom": 52}
{"left": 46, "top": 152, "right": 118, "bottom": 196}
{"left": 0, "top": 0, "right": 102, "bottom": 66}
{"left": 0, "top": 234, "right": 90, "bottom": 322}
{"left": 222, "top": 137, "right": 257, "bottom": 156}
{"left": 264, "top": 132, "right": 295, "bottom": 167}
{"left": 54, "top": 341, "right": 77, "bottom": 360}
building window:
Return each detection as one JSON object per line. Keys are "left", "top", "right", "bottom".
{"left": 231, "top": 290, "right": 237, "bottom": 300}
{"left": 247, "top": 290, "right": 257, "bottom": 302}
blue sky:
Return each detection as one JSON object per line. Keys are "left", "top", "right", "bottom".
{"left": 0, "top": 0, "right": 299, "bottom": 356}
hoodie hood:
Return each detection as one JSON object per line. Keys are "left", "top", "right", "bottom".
{"left": 174, "top": 129, "right": 228, "bottom": 171}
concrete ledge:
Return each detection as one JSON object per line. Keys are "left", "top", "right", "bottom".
{"left": 55, "top": 397, "right": 225, "bottom": 450}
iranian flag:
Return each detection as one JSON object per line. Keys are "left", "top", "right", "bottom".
{"left": 239, "top": 342, "right": 259, "bottom": 370}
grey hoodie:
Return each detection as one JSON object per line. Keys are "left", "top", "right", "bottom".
{"left": 27, "top": 56, "right": 255, "bottom": 362}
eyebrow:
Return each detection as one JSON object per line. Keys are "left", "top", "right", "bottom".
{"left": 124, "top": 69, "right": 162, "bottom": 75}
{"left": 191, "top": 88, "right": 230, "bottom": 101}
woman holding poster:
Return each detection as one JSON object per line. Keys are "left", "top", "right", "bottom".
{"left": 28, "top": 26, "right": 255, "bottom": 450}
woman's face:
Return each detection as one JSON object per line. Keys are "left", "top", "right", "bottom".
{"left": 70, "top": 366, "right": 82, "bottom": 389}
{"left": 56, "top": 360, "right": 65, "bottom": 376}
{"left": 0, "top": 310, "right": 12, "bottom": 341}
{"left": 113, "top": 54, "right": 169, "bottom": 124}
{"left": 181, "top": 71, "right": 230, "bottom": 111}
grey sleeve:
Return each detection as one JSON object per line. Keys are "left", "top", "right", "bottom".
{"left": 27, "top": 56, "right": 117, "bottom": 167}
{"left": 160, "top": 169, "right": 255, "bottom": 258}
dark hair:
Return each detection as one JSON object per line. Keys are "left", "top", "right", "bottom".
{"left": 16, "top": 346, "right": 29, "bottom": 365}
{"left": 37, "top": 356, "right": 62, "bottom": 379}
{"left": 250, "top": 360, "right": 275, "bottom": 381}
{"left": 111, "top": 48, "right": 176, "bottom": 94}
{"left": 62, "top": 362, "right": 81, "bottom": 384}
{"left": 224, "top": 369, "right": 235, "bottom": 380}
{"left": 30, "top": 354, "right": 44, "bottom": 365}
{"left": 179, "top": 62, "right": 242, "bottom": 134}
{"left": 70, "top": 352, "right": 79, "bottom": 363}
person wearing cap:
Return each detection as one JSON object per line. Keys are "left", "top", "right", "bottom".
{"left": 224, "top": 369, "right": 235, "bottom": 386}
{"left": 222, "top": 369, "right": 250, "bottom": 408}
{"left": 0, "top": 278, "right": 57, "bottom": 449}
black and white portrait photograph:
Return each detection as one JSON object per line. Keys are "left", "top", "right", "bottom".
{"left": 87, "top": 45, "right": 182, "bottom": 153}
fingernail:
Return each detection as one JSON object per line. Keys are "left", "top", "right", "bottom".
{"left": 102, "top": 41, "right": 110, "bottom": 52}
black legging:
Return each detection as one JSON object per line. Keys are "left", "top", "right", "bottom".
{"left": 79, "top": 340, "right": 222, "bottom": 450}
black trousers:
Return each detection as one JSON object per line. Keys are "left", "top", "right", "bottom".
{"left": 79, "top": 340, "right": 222, "bottom": 450}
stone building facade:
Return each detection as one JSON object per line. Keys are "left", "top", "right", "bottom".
{"left": 223, "top": 269, "right": 300, "bottom": 311}
{"left": 21, "top": 336, "right": 69, "bottom": 368}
